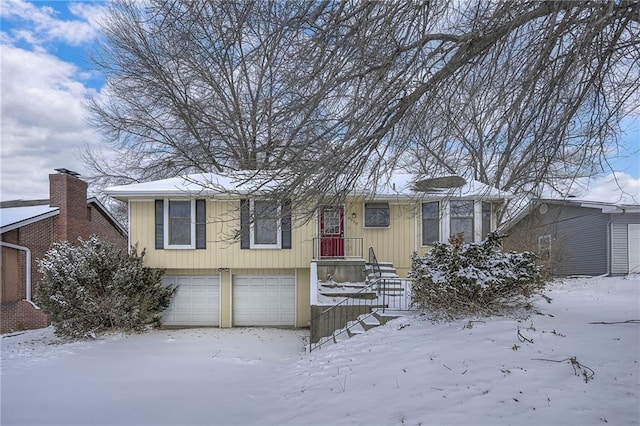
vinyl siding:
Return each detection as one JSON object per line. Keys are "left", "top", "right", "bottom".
{"left": 552, "top": 205, "right": 609, "bottom": 275}
{"left": 129, "top": 200, "right": 315, "bottom": 270}
{"left": 131, "top": 197, "right": 499, "bottom": 278}
{"left": 506, "top": 203, "right": 611, "bottom": 276}
{"left": 346, "top": 200, "right": 417, "bottom": 272}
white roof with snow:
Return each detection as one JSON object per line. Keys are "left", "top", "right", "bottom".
{"left": 105, "top": 172, "right": 512, "bottom": 201}
{"left": 0, "top": 205, "right": 59, "bottom": 233}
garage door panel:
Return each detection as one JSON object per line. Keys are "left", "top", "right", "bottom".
{"left": 162, "top": 276, "right": 219, "bottom": 326}
{"left": 233, "top": 275, "right": 295, "bottom": 326}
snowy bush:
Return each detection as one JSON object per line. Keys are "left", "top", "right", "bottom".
{"left": 35, "top": 236, "right": 175, "bottom": 338}
{"left": 409, "top": 232, "right": 544, "bottom": 318}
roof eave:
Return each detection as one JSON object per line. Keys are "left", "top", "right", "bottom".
{"left": 0, "top": 210, "right": 60, "bottom": 234}
{"left": 104, "top": 189, "right": 250, "bottom": 200}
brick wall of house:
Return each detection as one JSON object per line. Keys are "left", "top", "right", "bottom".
{"left": 88, "top": 204, "right": 127, "bottom": 250}
{"left": 0, "top": 301, "right": 49, "bottom": 333}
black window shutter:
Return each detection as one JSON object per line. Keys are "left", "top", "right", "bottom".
{"left": 240, "top": 199, "right": 250, "bottom": 249}
{"left": 195, "top": 199, "right": 206, "bottom": 249}
{"left": 281, "top": 199, "right": 292, "bottom": 249}
{"left": 155, "top": 199, "right": 164, "bottom": 249}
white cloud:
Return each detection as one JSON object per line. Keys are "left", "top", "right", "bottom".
{"left": 0, "top": 44, "right": 105, "bottom": 200}
{"left": 0, "top": 0, "right": 105, "bottom": 46}
{"left": 574, "top": 172, "right": 640, "bottom": 204}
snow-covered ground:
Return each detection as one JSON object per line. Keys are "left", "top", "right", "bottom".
{"left": 2, "top": 275, "right": 639, "bottom": 425}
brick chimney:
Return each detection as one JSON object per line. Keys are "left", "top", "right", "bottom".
{"left": 49, "top": 169, "right": 88, "bottom": 244}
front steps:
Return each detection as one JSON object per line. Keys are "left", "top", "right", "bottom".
{"left": 310, "top": 258, "right": 411, "bottom": 351}
{"left": 318, "top": 281, "right": 377, "bottom": 299}
{"left": 313, "top": 310, "right": 402, "bottom": 350}
{"left": 365, "top": 262, "right": 407, "bottom": 300}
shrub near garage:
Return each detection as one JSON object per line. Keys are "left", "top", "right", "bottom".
{"left": 409, "top": 232, "right": 544, "bottom": 319}
{"left": 35, "top": 236, "right": 175, "bottom": 338}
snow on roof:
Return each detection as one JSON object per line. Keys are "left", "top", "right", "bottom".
{"left": 0, "top": 205, "right": 59, "bottom": 232}
{"left": 104, "top": 173, "right": 262, "bottom": 198}
{"left": 105, "top": 171, "right": 512, "bottom": 201}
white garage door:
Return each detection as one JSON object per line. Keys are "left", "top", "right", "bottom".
{"left": 162, "top": 276, "right": 220, "bottom": 326}
{"left": 629, "top": 224, "right": 640, "bottom": 274}
{"left": 233, "top": 276, "right": 295, "bottom": 326}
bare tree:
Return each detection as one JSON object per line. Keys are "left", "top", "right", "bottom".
{"left": 87, "top": 0, "right": 640, "bottom": 219}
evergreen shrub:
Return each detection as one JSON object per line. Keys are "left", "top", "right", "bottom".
{"left": 409, "top": 232, "right": 544, "bottom": 318}
{"left": 35, "top": 236, "right": 175, "bottom": 338}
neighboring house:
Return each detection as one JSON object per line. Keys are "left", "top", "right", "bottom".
{"left": 0, "top": 169, "right": 127, "bottom": 333}
{"left": 502, "top": 198, "right": 640, "bottom": 276}
{"left": 105, "top": 172, "right": 510, "bottom": 329}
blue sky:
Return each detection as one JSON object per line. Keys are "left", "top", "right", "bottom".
{"left": 1, "top": 0, "right": 638, "bottom": 202}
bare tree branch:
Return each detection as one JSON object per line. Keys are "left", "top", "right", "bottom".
{"left": 86, "top": 0, "right": 640, "bottom": 222}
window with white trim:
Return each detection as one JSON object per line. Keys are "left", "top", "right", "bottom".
{"left": 251, "top": 200, "right": 281, "bottom": 248}
{"left": 421, "top": 201, "right": 440, "bottom": 245}
{"left": 154, "top": 199, "right": 206, "bottom": 250}
{"left": 450, "top": 200, "right": 474, "bottom": 242}
{"left": 165, "top": 200, "right": 195, "bottom": 248}
{"left": 364, "top": 203, "right": 390, "bottom": 227}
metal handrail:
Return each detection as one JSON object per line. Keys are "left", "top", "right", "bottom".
{"left": 308, "top": 281, "right": 381, "bottom": 352}
{"left": 369, "top": 246, "right": 413, "bottom": 313}
{"left": 376, "top": 277, "right": 414, "bottom": 312}
{"left": 368, "top": 246, "right": 382, "bottom": 279}
{"left": 308, "top": 246, "right": 415, "bottom": 352}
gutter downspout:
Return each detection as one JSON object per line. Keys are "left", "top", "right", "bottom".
{"left": 0, "top": 241, "right": 34, "bottom": 302}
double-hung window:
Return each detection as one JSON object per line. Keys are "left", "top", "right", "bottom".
{"left": 240, "top": 199, "right": 292, "bottom": 250}
{"left": 450, "top": 200, "right": 474, "bottom": 242}
{"left": 155, "top": 199, "right": 206, "bottom": 249}
{"left": 364, "top": 203, "right": 390, "bottom": 228}
{"left": 421, "top": 201, "right": 440, "bottom": 245}
{"left": 251, "top": 200, "right": 280, "bottom": 248}
{"left": 167, "top": 200, "right": 193, "bottom": 247}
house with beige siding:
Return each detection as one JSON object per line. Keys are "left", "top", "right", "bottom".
{"left": 105, "top": 172, "right": 510, "bottom": 328}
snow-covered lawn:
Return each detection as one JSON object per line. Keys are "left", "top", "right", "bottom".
{"left": 2, "top": 275, "right": 639, "bottom": 425}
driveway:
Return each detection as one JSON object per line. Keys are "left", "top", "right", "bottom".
{"left": 1, "top": 327, "right": 308, "bottom": 426}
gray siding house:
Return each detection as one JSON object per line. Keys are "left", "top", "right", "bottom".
{"left": 503, "top": 199, "right": 640, "bottom": 276}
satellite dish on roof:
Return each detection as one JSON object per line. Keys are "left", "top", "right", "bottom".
{"left": 412, "top": 176, "right": 466, "bottom": 192}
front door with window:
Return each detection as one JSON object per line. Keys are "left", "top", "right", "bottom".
{"left": 320, "top": 206, "right": 344, "bottom": 257}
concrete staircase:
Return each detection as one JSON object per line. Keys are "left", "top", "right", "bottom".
{"left": 365, "top": 262, "right": 405, "bottom": 298}
{"left": 309, "top": 256, "right": 412, "bottom": 351}
{"left": 314, "top": 310, "right": 401, "bottom": 349}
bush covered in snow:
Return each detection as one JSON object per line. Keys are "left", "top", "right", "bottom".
{"left": 409, "top": 232, "right": 544, "bottom": 318}
{"left": 35, "top": 236, "right": 175, "bottom": 338}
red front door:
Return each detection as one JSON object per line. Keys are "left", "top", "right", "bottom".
{"left": 320, "top": 206, "right": 344, "bottom": 257}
